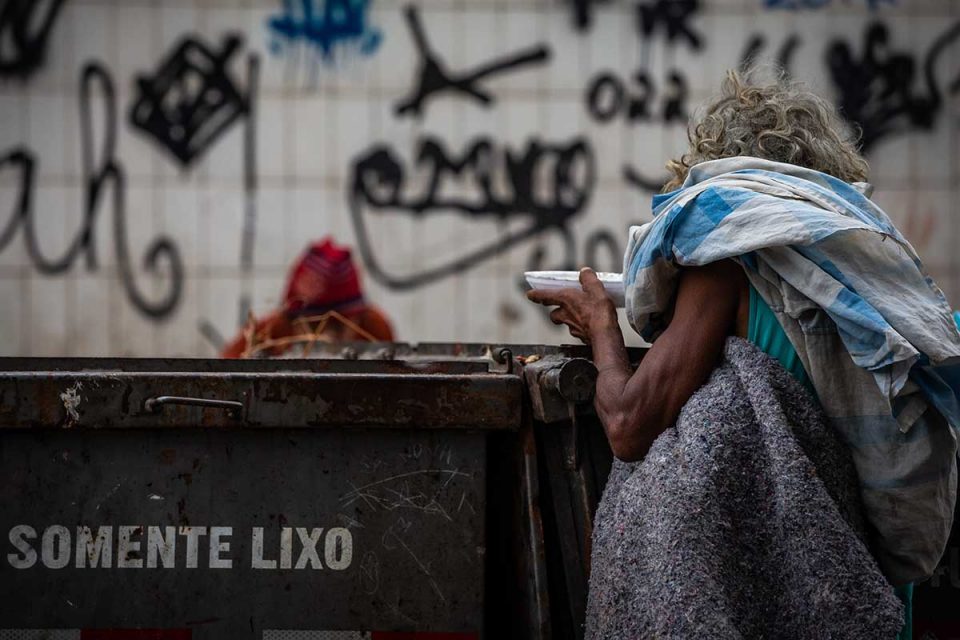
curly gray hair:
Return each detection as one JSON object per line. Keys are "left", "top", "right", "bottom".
{"left": 663, "top": 70, "right": 869, "bottom": 192}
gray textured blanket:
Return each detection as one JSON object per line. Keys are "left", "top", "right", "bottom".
{"left": 585, "top": 338, "right": 904, "bottom": 639}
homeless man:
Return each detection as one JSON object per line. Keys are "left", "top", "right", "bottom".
{"left": 528, "top": 71, "right": 960, "bottom": 640}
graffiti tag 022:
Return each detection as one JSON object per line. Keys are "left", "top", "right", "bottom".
{"left": 586, "top": 69, "right": 688, "bottom": 124}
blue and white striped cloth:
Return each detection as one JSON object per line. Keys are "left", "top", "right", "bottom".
{"left": 623, "top": 156, "right": 960, "bottom": 585}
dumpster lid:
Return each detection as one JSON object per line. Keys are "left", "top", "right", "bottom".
{"left": 0, "top": 348, "right": 526, "bottom": 430}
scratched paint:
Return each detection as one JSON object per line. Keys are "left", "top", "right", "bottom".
{"left": 58, "top": 382, "right": 82, "bottom": 425}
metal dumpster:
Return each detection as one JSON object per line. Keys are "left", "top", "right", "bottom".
{"left": 0, "top": 344, "right": 613, "bottom": 640}
{"left": 10, "top": 342, "right": 947, "bottom": 639}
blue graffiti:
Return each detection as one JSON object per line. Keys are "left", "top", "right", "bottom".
{"left": 266, "top": 0, "right": 382, "bottom": 62}
{"left": 764, "top": 0, "right": 894, "bottom": 9}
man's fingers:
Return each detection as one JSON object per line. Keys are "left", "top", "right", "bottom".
{"left": 527, "top": 288, "right": 569, "bottom": 306}
{"left": 549, "top": 308, "right": 569, "bottom": 326}
{"left": 550, "top": 308, "right": 587, "bottom": 333}
{"left": 579, "top": 267, "right": 606, "bottom": 295}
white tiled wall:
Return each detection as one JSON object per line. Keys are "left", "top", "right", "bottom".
{"left": 0, "top": 0, "right": 958, "bottom": 356}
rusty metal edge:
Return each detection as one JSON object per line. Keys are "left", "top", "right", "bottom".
{"left": 0, "top": 356, "right": 490, "bottom": 374}
{"left": 522, "top": 413, "right": 553, "bottom": 640}
{"left": 0, "top": 372, "right": 523, "bottom": 431}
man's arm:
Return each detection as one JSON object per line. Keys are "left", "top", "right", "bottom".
{"left": 591, "top": 262, "right": 744, "bottom": 460}
{"left": 528, "top": 261, "right": 745, "bottom": 461}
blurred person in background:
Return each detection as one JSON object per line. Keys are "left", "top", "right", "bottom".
{"left": 221, "top": 237, "right": 394, "bottom": 358}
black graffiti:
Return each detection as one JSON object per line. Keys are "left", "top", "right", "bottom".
{"left": 827, "top": 21, "right": 960, "bottom": 153}
{"left": 588, "top": 71, "right": 650, "bottom": 122}
{"left": 129, "top": 33, "right": 254, "bottom": 167}
{"left": 523, "top": 227, "right": 579, "bottom": 276}
{"left": 0, "top": 64, "right": 183, "bottom": 319}
{"left": 197, "top": 319, "right": 226, "bottom": 351}
{"left": 623, "top": 165, "right": 668, "bottom": 193}
{"left": 237, "top": 53, "right": 260, "bottom": 327}
{"left": 0, "top": 0, "right": 65, "bottom": 79}
{"left": 635, "top": 0, "right": 702, "bottom": 50}
{"left": 583, "top": 228, "right": 623, "bottom": 273}
{"left": 525, "top": 226, "right": 626, "bottom": 277}
{"left": 129, "top": 32, "right": 259, "bottom": 326}
{"left": 583, "top": 66, "right": 677, "bottom": 192}
{"left": 586, "top": 69, "right": 688, "bottom": 124}
{"left": 739, "top": 33, "right": 801, "bottom": 74}
{"left": 565, "top": 0, "right": 613, "bottom": 33}
{"left": 662, "top": 71, "right": 688, "bottom": 122}
{"left": 353, "top": 136, "right": 593, "bottom": 218}
{"left": 349, "top": 135, "right": 595, "bottom": 289}
{"left": 394, "top": 5, "right": 550, "bottom": 119}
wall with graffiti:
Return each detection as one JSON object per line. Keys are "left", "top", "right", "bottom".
{"left": 0, "top": 0, "right": 958, "bottom": 356}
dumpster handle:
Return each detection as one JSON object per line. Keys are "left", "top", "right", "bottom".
{"left": 145, "top": 396, "right": 243, "bottom": 418}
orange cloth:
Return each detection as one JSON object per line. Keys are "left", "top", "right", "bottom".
{"left": 220, "top": 306, "right": 395, "bottom": 359}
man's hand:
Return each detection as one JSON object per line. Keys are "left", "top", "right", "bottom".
{"left": 526, "top": 268, "right": 618, "bottom": 343}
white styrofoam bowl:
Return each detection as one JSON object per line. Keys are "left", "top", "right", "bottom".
{"left": 524, "top": 271, "right": 625, "bottom": 308}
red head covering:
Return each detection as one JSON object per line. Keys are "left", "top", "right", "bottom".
{"left": 283, "top": 237, "right": 364, "bottom": 314}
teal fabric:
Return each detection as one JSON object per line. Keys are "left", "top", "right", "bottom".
{"left": 747, "top": 283, "right": 912, "bottom": 640}
{"left": 746, "top": 285, "right": 813, "bottom": 393}
{"left": 894, "top": 584, "right": 913, "bottom": 640}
